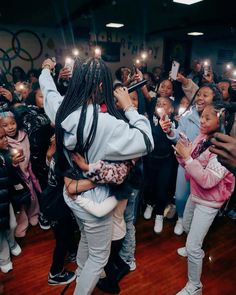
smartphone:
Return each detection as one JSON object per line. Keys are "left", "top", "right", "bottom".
{"left": 178, "top": 107, "right": 186, "bottom": 116}
{"left": 156, "top": 107, "right": 168, "bottom": 120}
{"left": 133, "top": 64, "right": 138, "bottom": 74}
{"left": 179, "top": 132, "right": 190, "bottom": 146}
{"left": 203, "top": 61, "right": 210, "bottom": 77}
{"left": 170, "top": 60, "right": 180, "bottom": 80}
{"left": 217, "top": 108, "right": 226, "bottom": 134}
{"left": 64, "top": 57, "right": 75, "bottom": 77}
{"left": 230, "top": 70, "right": 236, "bottom": 82}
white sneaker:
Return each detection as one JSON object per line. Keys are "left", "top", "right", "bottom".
{"left": 174, "top": 218, "right": 184, "bottom": 235}
{"left": 164, "top": 204, "right": 176, "bottom": 219}
{"left": 177, "top": 247, "right": 188, "bottom": 257}
{"left": 176, "top": 282, "right": 202, "bottom": 295}
{"left": 0, "top": 262, "right": 13, "bottom": 273}
{"left": 127, "top": 260, "right": 136, "bottom": 271}
{"left": 154, "top": 215, "right": 163, "bottom": 234}
{"left": 100, "top": 269, "right": 106, "bottom": 279}
{"left": 11, "top": 243, "right": 22, "bottom": 256}
{"left": 143, "top": 204, "right": 153, "bottom": 220}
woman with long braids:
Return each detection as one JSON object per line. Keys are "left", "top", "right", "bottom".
{"left": 39, "top": 57, "right": 153, "bottom": 295}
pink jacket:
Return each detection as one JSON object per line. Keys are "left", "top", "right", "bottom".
{"left": 7, "top": 130, "right": 42, "bottom": 200}
{"left": 178, "top": 134, "right": 235, "bottom": 208}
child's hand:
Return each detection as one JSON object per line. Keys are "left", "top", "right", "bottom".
{"left": 72, "top": 153, "right": 89, "bottom": 172}
{"left": 173, "top": 140, "right": 192, "bottom": 160}
{"left": 46, "top": 135, "right": 56, "bottom": 163}
{"left": 133, "top": 68, "right": 143, "bottom": 82}
{"left": 0, "top": 87, "right": 12, "bottom": 102}
{"left": 176, "top": 73, "right": 189, "bottom": 86}
{"left": 58, "top": 67, "right": 71, "bottom": 81}
{"left": 12, "top": 153, "right": 25, "bottom": 165}
{"left": 159, "top": 117, "right": 171, "bottom": 133}
{"left": 202, "top": 71, "right": 214, "bottom": 83}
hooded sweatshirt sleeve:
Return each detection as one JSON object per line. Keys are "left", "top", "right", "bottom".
{"left": 182, "top": 79, "right": 199, "bottom": 101}
{"left": 103, "top": 109, "right": 154, "bottom": 161}
{"left": 39, "top": 69, "right": 63, "bottom": 124}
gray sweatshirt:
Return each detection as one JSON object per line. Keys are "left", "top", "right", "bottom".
{"left": 39, "top": 69, "right": 154, "bottom": 221}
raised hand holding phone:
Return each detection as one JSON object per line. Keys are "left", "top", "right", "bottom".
{"left": 156, "top": 107, "right": 168, "bottom": 120}
{"left": 10, "top": 148, "right": 25, "bottom": 165}
{"left": 64, "top": 57, "right": 75, "bottom": 78}
{"left": 169, "top": 60, "right": 180, "bottom": 81}
{"left": 172, "top": 139, "right": 192, "bottom": 160}
{"left": 179, "top": 132, "right": 191, "bottom": 147}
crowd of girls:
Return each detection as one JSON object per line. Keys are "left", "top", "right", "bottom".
{"left": 0, "top": 57, "right": 235, "bottom": 295}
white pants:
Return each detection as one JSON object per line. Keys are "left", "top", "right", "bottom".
{"left": 183, "top": 197, "right": 218, "bottom": 289}
{"left": 0, "top": 204, "right": 17, "bottom": 266}
{"left": 73, "top": 215, "right": 112, "bottom": 295}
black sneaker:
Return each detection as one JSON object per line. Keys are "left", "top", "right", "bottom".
{"left": 48, "top": 270, "right": 76, "bottom": 285}
{"left": 67, "top": 252, "right": 76, "bottom": 263}
{"left": 39, "top": 214, "right": 51, "bottom": 230}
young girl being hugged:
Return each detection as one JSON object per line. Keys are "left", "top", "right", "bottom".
{"left": 173, "top": 102, "right": 235, "bottom": 295}
{"left": 0, "top": 111, "right": 41, "bottom": 237}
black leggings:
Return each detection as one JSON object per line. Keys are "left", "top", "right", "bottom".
{"left": 104, "top": 238, "right": 126, "bottom": 284}
{"left": 50, "top": 212, "right": 78, "bottom": 275}
{"left": 145, "top": 156, "right": 176, "bottom": 215}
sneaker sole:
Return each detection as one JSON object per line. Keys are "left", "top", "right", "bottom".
{"left": 39, "top": 224, "right": 51, "bottom": 230}
{"left": 48, "top": 274, "right": 76, "bottom": 285}
{"left": 143, "top": 216, "right": 152, "bottom": 220}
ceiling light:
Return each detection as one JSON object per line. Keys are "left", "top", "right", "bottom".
{"left": 187, "top": 32, "right": 204, "bottom": 36}
{"left": 106, "top": 23, "right": 124, "bottom": 28}
{"left": 173, "top": 0, "right": 203, "bottom": 5}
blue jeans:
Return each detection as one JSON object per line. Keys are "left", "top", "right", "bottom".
{"left": 119, "top": 189, "right": 139, "bottom": 263}
{"left": 175, "top": 165, "right": 190, "bottom": 218}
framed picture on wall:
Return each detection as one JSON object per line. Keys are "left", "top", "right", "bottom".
{"left": 163, "top": 39, "right": 192, "bottom": 75}
{"left": 98, "top": 42, "right": 120, "bottom": 62}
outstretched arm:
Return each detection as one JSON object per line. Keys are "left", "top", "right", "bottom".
{"left": 39, "top": 59, "right": 63, "bottom": 124}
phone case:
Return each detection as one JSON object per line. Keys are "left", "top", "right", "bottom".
{"left": 170, "top": 61, "right": 180, "bottom": 80}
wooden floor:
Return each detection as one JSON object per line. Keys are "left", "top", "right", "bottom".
{"left": 1, "top": 215, "right": 236, "bottom": 295}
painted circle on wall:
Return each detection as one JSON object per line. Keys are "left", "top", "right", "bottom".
{"left": 0, "top": 28, "right": 21, "bottom": 60}
{"left": 12, "top": 30, "right": 43, "bottom": 61}
{"left": 0, "top": 48, "right": 12, "bottom": 73}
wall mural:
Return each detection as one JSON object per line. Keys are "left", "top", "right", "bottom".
{"left": 0, "top": 28, "right": 43, "bottom": 80}
{"left": 0, "top": 26, "right": 161, "bottom": 82}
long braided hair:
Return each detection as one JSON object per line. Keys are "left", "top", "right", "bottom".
{"left": 55, "top": 58, "right": 126, "bottom": 169}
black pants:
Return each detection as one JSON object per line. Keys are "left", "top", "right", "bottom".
{"left": 144, "top": 155, "right": 176, "bottom": 215}
{"left": 50, "top": 212, "right": 78, "bottom": 275}
{"left": 104, "top": 238, "right": 126, "bottom": 284}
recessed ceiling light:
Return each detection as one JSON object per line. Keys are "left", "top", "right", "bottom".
{"left": 106, "top": 23, "right": 124, "bottom": 28}
{"left": 187, "top": 32, "right": 204, "bottom": 36}
{"left": 173, "top": 0, "right": 203, "bottom": 5}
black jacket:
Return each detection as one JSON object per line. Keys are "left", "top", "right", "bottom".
{"left": 0, "top": 151, "right": 10, "bottom": 230}
{"left": 0, "top": 150, "right": 31, "bottom": 230}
